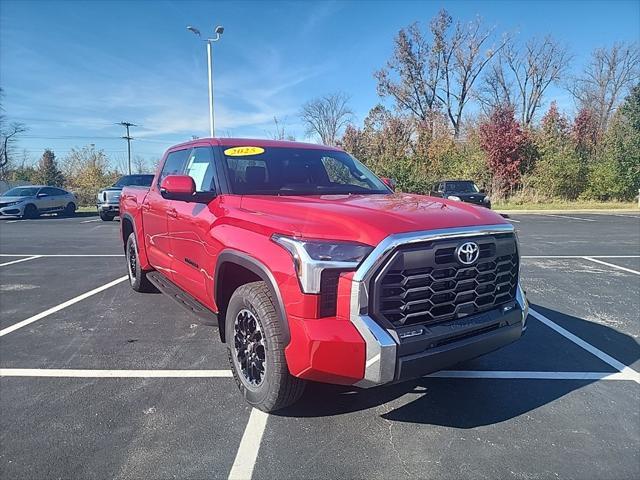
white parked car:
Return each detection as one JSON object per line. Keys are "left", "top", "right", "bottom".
{"left": 0, "top": 185, "right": 77, "bottom": 219}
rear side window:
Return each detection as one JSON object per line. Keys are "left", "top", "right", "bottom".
{"left": 40, "top": 187, "right": 60, "bottom": 196}
{"left": 184, "top": 147, "right": 216, "bottom": 192}
{"left": 159, "top": 149, "right": 190, "bottom": 184}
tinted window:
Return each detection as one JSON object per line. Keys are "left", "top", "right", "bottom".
{"left": 184, "top": 147, "right": 216, "bottom": 192}
{"left": 40, "top": 187, "right": 60, "bottom": 196}
{"left": 3, "top": 187, "right": 39, "bottom": 197}
{"left": 113, "top": 175, "right": 154, "bottom": 187}
{"left": 159, "top": 149, "right": 190, "bottom": 184}
{"left": 224, "top": 147, "right": 389, "bottom": 195}
{"left": 444, "top": 181, "right": 479, "bottom": 193}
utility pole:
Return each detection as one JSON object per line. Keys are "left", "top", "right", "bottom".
{"left": 119, "top": 121, "right": 137, "bottom": 174}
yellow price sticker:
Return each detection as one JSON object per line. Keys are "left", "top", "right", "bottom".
{"left": 224, "top": 146, "right": 265, "bottom": 157}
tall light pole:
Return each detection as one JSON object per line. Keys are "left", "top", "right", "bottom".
{"left": 187, "top": 24, "right": 224, "bottom": 137}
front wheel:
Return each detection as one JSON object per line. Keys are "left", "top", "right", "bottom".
{"left": 100, "top": 211, "right": 115, "bottom": 221}
{"left": 23, "top": 204, "right": 39, "bottom": 219}
{"left": 63, "top": 202, "right": 76, "bottom": 217}
{"left": 226, "top": 282, "right": 305, "bottom": 412}
{"left": 125, "top": 233, "right": 154, "bottom": 292}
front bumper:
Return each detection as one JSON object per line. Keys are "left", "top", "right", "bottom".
{"left": 97, "top": 203, "right": 119, "bottom": 213}
{"left": 0, "top": 204, "right": 25, "bottom": 216}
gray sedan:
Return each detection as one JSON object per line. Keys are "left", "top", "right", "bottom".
{"left": 0, "top": 185, "right": 77, "bottom": 218}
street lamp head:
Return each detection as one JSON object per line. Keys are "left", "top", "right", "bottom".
{"left": 187, "top": 25, "right": 201, "bottom": 37}
{"left": 215, "top": 25, "right": 224, "bottom": 35}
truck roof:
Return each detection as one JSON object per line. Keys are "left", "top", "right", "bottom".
{"left": 168, "top": 137, "right": 343, "bottom": 152}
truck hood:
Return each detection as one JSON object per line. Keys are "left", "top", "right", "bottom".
{"left": 239, "top": 193, "right": 507, "bottom": 246}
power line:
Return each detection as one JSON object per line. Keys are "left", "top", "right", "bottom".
{"left": 118, "top": 121, "right": 137, "bottom": 175}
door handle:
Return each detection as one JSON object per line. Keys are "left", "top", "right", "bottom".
{"left": 167, "top": 208, "right": 177, "bottom": 218}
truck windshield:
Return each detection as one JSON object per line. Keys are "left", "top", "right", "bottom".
{"left": 223, "top": 147, "right": 390, "bottom": 195}
{"left": 445, "top": 181, "right": 479, "bottom": 193}
{"left": 113, "top": 175, "right": 155, "bottom": 187}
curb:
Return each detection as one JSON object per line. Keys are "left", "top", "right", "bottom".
{"left": 496, "top": 209, "right": 639, "bottom": 215}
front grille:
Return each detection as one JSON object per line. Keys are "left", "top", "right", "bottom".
{"left": 371, "top": 234, "right": 518, "bottom": 328}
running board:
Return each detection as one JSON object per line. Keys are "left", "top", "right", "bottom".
{"left": 146, "top": 272, "right": 218, "bottom": 326}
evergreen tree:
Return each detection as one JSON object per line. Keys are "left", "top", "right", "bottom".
{"left": 34, "top": 149, "right": 64, "bottom": 186}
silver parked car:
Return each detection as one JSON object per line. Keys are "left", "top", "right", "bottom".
{"left": 0, "top": 185, "right": 77, "bottom": 219}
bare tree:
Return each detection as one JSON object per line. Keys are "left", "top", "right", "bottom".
{"left": 374, "top": 22, "right": 440, "bottom": 122}
{"left": 269, "top": 117, "right": 295, "bottom": 141}
{"left": 432, "top": 10, "right": 508, "bottom": 136}
{"left": 480, "top": 36, "right": 571, "bottom": 127}
{"left": 569, "top": 43, "right": 640, "bottom": 132}
{"left": 300, "top": 92, "right": 353, "bottom": 145}
{"left": 0, "top": 88, "right": 28, "bottom": 175}
{"left": 133, "top": 155, "right": 149, "bottom": 174}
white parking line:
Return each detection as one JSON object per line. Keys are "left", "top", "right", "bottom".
{"left": 0, "top": 368, "right": 233, "bottom": 377}
{"left": 0, "top": 255, "right": 42, "bottom": 267}
{"left": 427, "top": 370, "right": 638, "bottom": 381}
{"left": 0, "top": 276, "right": 128, "bottom": 337}
{"left": 529, "top": 308, "right": 640, "bottom": 384}
{"left": 0, "top": 254, "right": 123, "bottom": 257}
{"left": 228, "top": 408, "right": 269, "bottom": 480}
{"left": 505, "top": 218, "right": 521, "bottom": 223}
{"left": 609, "top": 214, "right": 640, "bottom": 219}
{"left": 582, "top": 256, "right": 640, "bottom": 275}
{"left": 538, "top": 214, "right": 596, "bottom": 222}
{"left": 522, "top": 255, "right": 640, "bottom": 259}
{"left": 81, "top": 219, "right": 100, "bottom": 223}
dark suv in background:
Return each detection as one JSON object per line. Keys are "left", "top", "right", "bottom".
{"left": 430, "top": 180, "right": 491, "bottom": 209}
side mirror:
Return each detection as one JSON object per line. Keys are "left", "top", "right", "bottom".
{"left": 160, "top": 175, "right": 196, "bottom": 201}
{"left": 480, "top": 188, "right": 486, "bottom": 194}
{"left": 380, "top": 177, "right": 396, "bottom": 191}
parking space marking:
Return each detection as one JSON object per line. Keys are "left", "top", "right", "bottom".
{"left": 0, "top": 275, "right": 128, "bottom": 337}
{"left": 609, "top": 214, "right": 640, "bottom": 219}
{"left": 0, "top": 255, "right": 42, "bottom": 267}
{"left": 538, "top": 214, "right": 596, "bottom": 222}
{"left": 81, "top": 219, "right": 100, "bottom": 223}
{"left": 582, "top": 256, "right": 640, "bottom": 275}
{"left": 1, "top": 368, "right": 635, "bottom": 382}
{"left": 0, "top": 368, "right": 233, "bottom": 377}
{"left": 530, "top": 308, "right": 640, "bottom": 384}
{"left": 504, "top": 218, "right": 521, "bottom": 223}
{"left": 228, "top": 408, "right": 269, "bottom": 480}
{"left": 522, "top": 255, "right": 640, "bottom": 259}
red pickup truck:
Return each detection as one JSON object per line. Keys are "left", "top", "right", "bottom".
{"left": 120, "top": 138, "right": 528, "bottom": 412}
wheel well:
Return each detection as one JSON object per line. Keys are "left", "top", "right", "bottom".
{"left": 121, "top": 217, "right": 134, "bottom": 251}
{"left": 215, "top": 262, "right": 261, "bottom": 342}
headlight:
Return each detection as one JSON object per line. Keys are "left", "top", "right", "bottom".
{"left": 272, "top": 235, "right": 373, "bottom": 293}
{"left": 447, "top": 195, "right": 461, "bottom": 201}
{"left": 3, "top": 201, "right": 22, "bottom": 207}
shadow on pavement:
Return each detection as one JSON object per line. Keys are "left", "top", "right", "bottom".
{"left": 276, "top": 306, "right": 639, "bottom": 427}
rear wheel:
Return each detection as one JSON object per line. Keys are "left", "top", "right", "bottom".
{"left": 23, "top": 204, "right": 39, "bottom": 219}
{"left": 226, "top": 281, "right": 305, "bottom": 412}
{"left": 100, "top": 211, "right": 115, "bottom": 221}
{"left": 63, "top": 202, "right": 76, "bottom": 216}
{"left": 125, "top": 232, "right": 154, "bottom": 292}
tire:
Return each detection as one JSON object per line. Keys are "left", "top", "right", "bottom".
{"left": 226, "top": 281, "right": 305, "bottom": 412}
{"left": 63, "top": 202, "right": 76, "bottom": 217}
{"left": 100, "top": 211, "right": 115, "bottom": 221}
{"left": 125, "top": 232, "right": 154, "bottom": 292}
{"left": 23, "top": 204, "right": 39, "bottom": 219}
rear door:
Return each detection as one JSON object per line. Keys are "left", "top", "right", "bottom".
{"left": 142, "top": 148, "right": 190, "bottom": 276}
{"left": 167, "top": 145, "right": 221, "bottom": 307}
{"left": 37, "top": 187, "right": 59, "bottom": 211}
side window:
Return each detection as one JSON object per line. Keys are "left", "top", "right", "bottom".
{"left": 321, "top": 157, "right": 369, "bottom": 188}
{"left": 52, "top": 188, "right": 67, "bottom": 196}
{"left": 40, "top": 187, "right": 58, "bottom": 196}
{"left": 437, "top": 183, "right": 444, "bottom": 193}
{"left": 159, "top": 149, "right": 190, "bottom": 185}
{"left": 184, "top": 147, "right": 216, "bottom": 192}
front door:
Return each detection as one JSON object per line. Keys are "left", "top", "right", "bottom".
{"left": 142, "top": 148, "right": 191, "bottom": 276}
{"left": 168, "top": 145, "right": 221, "bottom": 308}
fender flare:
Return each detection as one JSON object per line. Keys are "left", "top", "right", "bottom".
{"left": 120, "top": 212, "right": 137, "bottom": 248}
{"left": 214, "top": 249, "right": 290, "bottom": 344}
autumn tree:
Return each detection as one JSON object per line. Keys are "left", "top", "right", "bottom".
{"left": 481, "top": 36, "right": 571, "bottom": 127}
{"left": 479, "top": 105, "right": 527, "bottom": 197}
{"left": 569, "top": 43, "right": 640, "bottom": 132}
{"left": 300, "top": 92, "right": 352, "bottom": 145}
{"left": 34, "top": 149, "right": 64, "bottom": 186}
{"left": 0, "top": 89, "right": 28, "bottom": 177}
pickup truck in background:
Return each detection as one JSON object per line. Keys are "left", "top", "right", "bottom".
{"left": 430, "top": 180, "right": 492, "bottom": 209}
{"left": 120, "top": 138, "right": 528, "bottom": 412}
{"left": 97, "top": 174, "right": 154, "bottom": 221}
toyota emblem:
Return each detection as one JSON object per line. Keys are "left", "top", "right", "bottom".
{"left": 456, "top": 241, "right": 479, "bottom": 265}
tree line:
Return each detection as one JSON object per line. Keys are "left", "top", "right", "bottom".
{"left": 300, "top": 9, "right": 640, "bottom": 202}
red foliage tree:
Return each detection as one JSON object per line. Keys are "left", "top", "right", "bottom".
{"left": 571, "top": 107, "right": 600, "bottom": 158}
{"left": 479, "top": 105, "right": 527, "bottom": 196}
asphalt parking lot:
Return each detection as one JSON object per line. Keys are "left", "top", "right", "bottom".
{"left": 0, "top": 211, "right": 639, "bottom": 480}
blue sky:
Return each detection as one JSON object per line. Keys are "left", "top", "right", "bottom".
{"left": 1, "top": 0, "right": 639, "bottom": 167}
